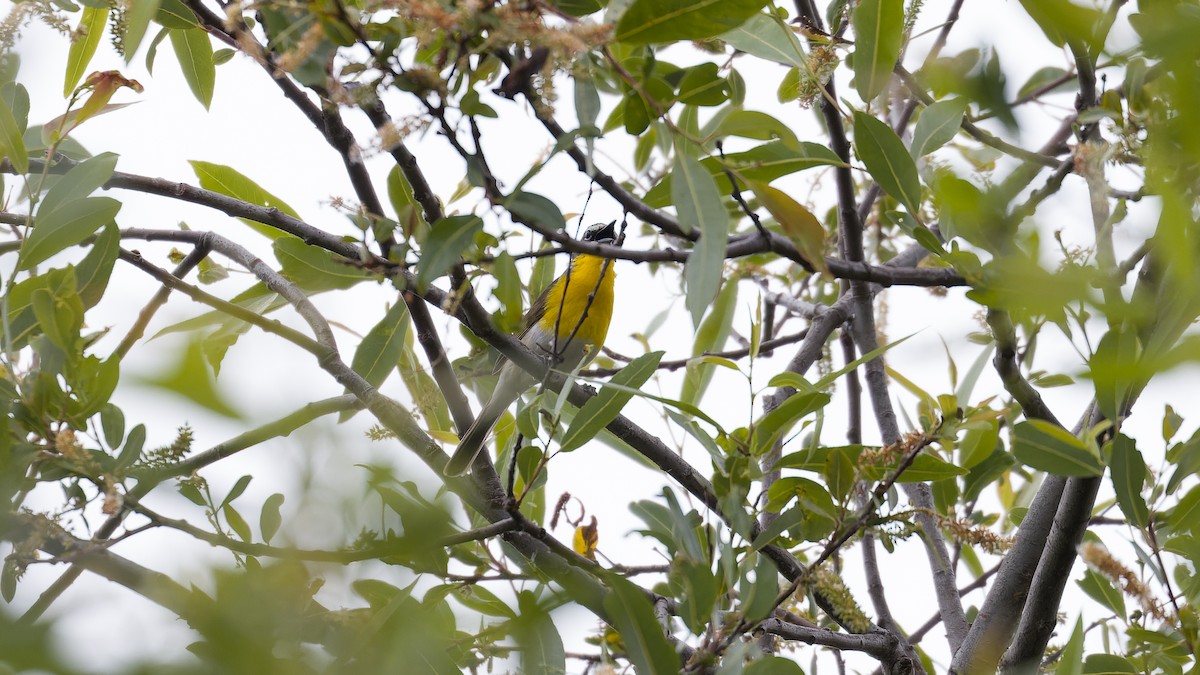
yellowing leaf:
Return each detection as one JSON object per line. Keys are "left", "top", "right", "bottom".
{"left": 573, "top": 517, "right": 598, "bottom": 560}
{"left": 748, "top": 180, "right": 828, "bottom": 275}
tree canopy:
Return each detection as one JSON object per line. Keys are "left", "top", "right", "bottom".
{"left": 3, "top": 0, "right": 1200, "bottom": 673}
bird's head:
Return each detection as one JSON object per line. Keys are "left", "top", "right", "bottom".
{"left": 581, "top": 220, "right": 618, "bottom": 246}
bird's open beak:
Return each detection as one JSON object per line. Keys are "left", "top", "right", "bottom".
{"left": 596, "top": 220, "right": 618, "bottom": 245}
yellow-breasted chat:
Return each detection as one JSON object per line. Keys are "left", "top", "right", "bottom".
{"left": 445, "top": 221, "right": 619, "bottom": 476}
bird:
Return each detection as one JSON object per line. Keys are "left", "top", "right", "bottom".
{"left": 444, "top": 220, "right": 620, "bottom": 476}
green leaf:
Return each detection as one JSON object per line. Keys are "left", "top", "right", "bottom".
{"left": 19, "top": 197, "right": 120, "bottom": 271}
{"left": 38, "top": 152, "right": 118, "bottom": 219}
{"left": 1109, "top": 434, "right": 1149, "bottom": 528}
{"left": 560, "top": 351, "right": 663, "bottom": 452}
{"left": 70, "top": 355, "right": 120, "bottom": 420}
{"left": 64, "top": 7, "right": 109, "bottom": 97}
{"left": 1089, "top": 325, "right": 1142, "bottom": 423}
{"left": 99, "top": 403, "right": 125, "bottom": 449}
{"left": 644, "top": 141, "right": 842, "bottom": 208}
{"left": 752, "top": 391, "right": 831, "bottom": 455}
{"left": 123, "top": 0, "right": 162, "bottom": 61}
{"left": 744, "top": 657, "right": 805, "bottom": 675}
{"left": 861, "top": 453, "right": 969, "bottom": 483}
{"left": 910, "top": 98, "right": 968, "bottom": 158}
{"left": 1170, "top": 483, "right": 1200, "bottom": 535}
{"left": 399, "top": 330, "right": 452, "bottom": 433}
{"left": 708, "top": 110, "right": 800, "bottom": 148}
{"left": 740, "top": 553, "right": 779, "bottom": 623}
{"left": 601, "top": 573, "right": 679, "bottom": 675}
{"left": 748, "top": 180, "right": 828, "bottom": 275}
{"left": 455, "top": 585, "right": 517, "bottom": 618}
{"left": 720, "top": 13, "right": 806, "bottom": 67}
{"left": 1082, "top": 654, "right": 1138, "bottom": 673}
{"left": 223, "top": 503, "right": 251, "bottom": 542}
{"left": 1059, "top": 616, "right": 1084, "bottom": 675}
{"left": 115, "top": 423, "right": 146, "bottom": 471}
{"left": 1, "top": 560, "right": 15, "bottom": 603}
{"left": 416, "top": 215, "right": 483, "bottom": 289}
{"left": 0, "top": 92, "right": 27, "bottom": 174}
{"left": 506, "top": 191, "right": 567, "bottom": 232}
{"left": 222, "top": 474, "right": 252, "bottom": 509}
{"left": 853, "top": 111, "right": 922, "bottom": 213}
{"left": 1011, "top": 419, "right": 1103, "bottom": 477}
{"left": 554, "top": 0, "right": 605, "bottom": 16}
{"left": 260, "top": 493, "right": 284, "bottom": 544}
{"left": 349, "top": 301, "right": 411, "bottom": 389}
{"left": 1078, "top": 569, "right": 1125, "bottom": 618}
{"left": 74, "top": 224, "right": 119, "bottom": 311}
{"left": 681, "top": 272, "right": 737, "bottom": 407}
{"left": 512, "top": 591, "right": 566, "bottom": 675}
{"left": 30, "top": 287, "right": 82, "bottom": 352}
{"left": 824, "top": 445, "right": 856, "bottom": 501}
{"left": 169, "top": 27, "right": 215, "bottom": 109}
{"left": 1018, "top": 0, "right": 1103, "bottom": 50}
{"left": 675, "top": 559, "right": 720, "bottom": 634}
{"left": 615, "top": 0, "right": 770, "bottom": 44}
{"left": 676, "top": 63, "right": 728, "bottom": 106}
{"left": 136, "top": 336, "right": 242, "bottom": 418}
{"left": 673, "top": 149, "right": 728, "bottom": 326}
{"left": 852, "top": 0, "right": 903, "bottom": 102}
{"left": 156, "top": 0, "right": 199, "bottom": 29}
{"left": 189, "top": 160, "right": 300, "bottom": 238}
{"left": 274, "top": 237, "right": 373, "bottom": 292}
{"left": 5, "top": 267, "right": 76, "bottom": 349}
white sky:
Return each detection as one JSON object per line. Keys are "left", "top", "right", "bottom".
{"left": 1, "top": 1, "right": 1182, "bottom": 673}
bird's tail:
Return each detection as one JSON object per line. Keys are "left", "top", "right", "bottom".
{"left": 445, "top": 370, "right": 525, "bottom": 476}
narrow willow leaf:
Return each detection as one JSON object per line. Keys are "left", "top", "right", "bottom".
{"left": 260, "top": 493, "right": 285, "bottom": 544}
{"left": 720, "top": 13, "right": 806, "bottom": 67}
{"left": 38, "top": 152, "right": 118, "bottom": 219}
{"left": 615, "top": 0, "right": 770, "bottom": 44}
{"left": 169, "top": 27, "right": 215, "bottom": 109}
{"left": 1078, "top": 569, "right": 1125, "bottom": 618}
{"left": 1012, "top": 419, "right": 1103, "bottom": 477}
{"left": 19, "top": 197, "right": 120, "bottom": 270}
{"left": 349, "top": 301, "right": 412, "bottom": 389}
{"left": 752, "top": 391, "right": 831, "bottom": 455}
{"left": 673, "top": 149, "right": 728, "bottom": 326}
{"left": 274, "top": 238, "right": 373, "bottom": 292}
{"left": 910, "top": 98, "right": 968, "bottom": 158}
{"left": 0, "top": 94, "right": 27, "bottom": 174}
{"left": 601, "top": 575, "right": 678, "bottom": 675}
{"left": 1082, "top": 655, "right": 1138, "bottom": 673}
{"left": 1109, "top": 434, "right": 1149, "bottom": 528}
{"left": 644, "top": 141, "right": 842, "bottom": 208}
{"left": 1169, "top": 484, "right": 1200, "bottom": 535}
{"left": 64, "top": 7, "right": 108, "bottom": 97}
{"left": 512, "top": 591, "right": 566, "bottom": 675}
{"left": 189, "top": 160, "right": 300, "bottom": 238}
{"left": 708, "top": 110, "right": 800, "bottom": 148}
{"left": 852, "top": 0, "right": 903, "bottom": 102}
{"left": 681, "top": 277, "right": 737, "bottom": 407}
{"left": 156, "top": 0, "right": 199, "bottom": 29}
{"left": 123, "top": 0, "right": 162, "bottom": 61}
{"left": 136, "top": 337, "right": 242, "bottom": 418}
{"left": 223, "top": 504, "right": 252, "bottom": 542}
{"left": 861, "top": 453, "right": 969, "bottom": 483}
{"left": 853, "top": 111, "right": 921, "bottom": 213}
{"left": 506, "top": 191, "right": 566, "bottom": 232}
{"left": 559, "top": 351, "right": 664, "bottom": 452}
{"left": 1059, "top": 616, "right": 1084, "bottom": 675}
{"left": 417, "top": 215, "right": 483, "bottom": 289}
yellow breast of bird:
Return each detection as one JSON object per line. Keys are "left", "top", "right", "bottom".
{"left": 537, "top": 254, "right": 615, "bottom": 347}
